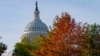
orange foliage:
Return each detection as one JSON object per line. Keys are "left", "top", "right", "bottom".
{"left": 36, "top": 13, "right": 86, "bottom": 56}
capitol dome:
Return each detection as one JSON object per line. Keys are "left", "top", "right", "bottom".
{"left": 24, "top": 20, "right": 48, "bottom": 32}
{"left": 22, "top": 1, "right": 48, "bottom": 40}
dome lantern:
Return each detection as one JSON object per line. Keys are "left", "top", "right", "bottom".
{"left": 34, "top": 1, "right": 40, "bottom": 22}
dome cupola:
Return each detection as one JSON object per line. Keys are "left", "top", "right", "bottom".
{"left": 22, "top": 1, "right": 48, "bottom": 40}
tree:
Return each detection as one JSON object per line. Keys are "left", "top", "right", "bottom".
{"left": 83, "top": 23, "right": 100, "bottom": 56}
{"left": 13, "top": 42, "right": 32, "bottom": 56}
{"left": 36, "top": 13, "right": 87, "bottom": 56}
{"left": 13, "top": 36, "right": 46, "bottom": 56}
{"left": 0, "top": 42, "right": 7, "bottom": 56}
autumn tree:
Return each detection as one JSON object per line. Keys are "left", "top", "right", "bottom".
{"left": 36, "top": 13, "right": 87, "bottom": 56}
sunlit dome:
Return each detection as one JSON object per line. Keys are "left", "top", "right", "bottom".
{"left": 22, "top": 1, "right": 48, "bottom": 40}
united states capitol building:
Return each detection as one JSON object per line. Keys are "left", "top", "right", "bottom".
{"left": 7, "top": 1, "right": 48, "bottom": 56}
{"left": 21, "top": 1, "right": 48, "bottom": 40}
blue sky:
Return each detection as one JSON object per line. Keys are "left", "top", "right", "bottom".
{"left": 0, "top": 0, "right": 100, "bottom": 53}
